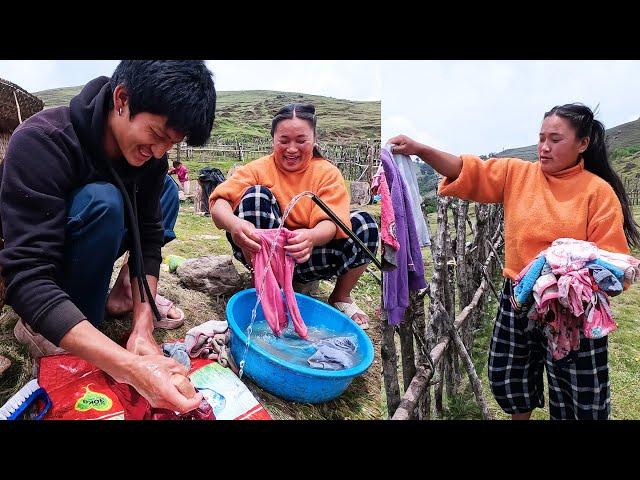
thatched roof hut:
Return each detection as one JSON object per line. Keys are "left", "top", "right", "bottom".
{"left": 0, "top": 78, "right": 44, "bottom": 161}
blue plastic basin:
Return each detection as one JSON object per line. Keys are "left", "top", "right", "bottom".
{"left": 226, "top": 288, "right": 374, "bottom": 403}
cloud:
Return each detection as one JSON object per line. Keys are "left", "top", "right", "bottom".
{"left": 207, "top": 60, "right": 380, "bottom": 101}
{"left": 0, "top": 61, "right": 58, "bottom": 91}
{"left": 382, "top": 115, "right": 448, "bottom": 151}
{"left": 381, "top": 60, "right": 640, "bottom": 155}
{"left": 0, "top": 60, "right": 119, "bottom": 93}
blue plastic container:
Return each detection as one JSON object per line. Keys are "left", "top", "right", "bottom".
{"left": 226, "top": 288, "right": 374, "bottom": 403}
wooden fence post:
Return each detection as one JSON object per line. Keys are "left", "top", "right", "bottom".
{"left": 385, "top": 181, "right": 505, "bottom": 419}
{"left": 381, "top": 308, "right": 401, "bottom": 418}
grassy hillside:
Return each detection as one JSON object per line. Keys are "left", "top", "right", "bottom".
{"left": 610, "top": 147, "right": 640, "bottom": 178}
{"left": 34, "top": 86, "right": 381, "bottom": 144}
{"left": 34, "top": 85, "right": 83, "bottom": 107}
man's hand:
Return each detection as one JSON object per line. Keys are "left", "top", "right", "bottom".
{"left": 128, "top": 355, "right": 203, "bottom": 413}
{"left": 59, "top": 321, "right": 200, "bottom": 414}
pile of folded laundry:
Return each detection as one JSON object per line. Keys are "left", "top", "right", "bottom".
{"left": 512, "top": 238, "right": 640, "bottom": 360}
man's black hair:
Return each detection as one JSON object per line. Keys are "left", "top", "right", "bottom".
{"left": 110, "top": 60, "right": 216, "bottom": 146}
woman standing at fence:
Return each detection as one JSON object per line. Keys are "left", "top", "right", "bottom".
{"left": 210, "top": 103, "right": 379, "bottom": 329}
{"left": 388, "top": 103, "right": 640, "bottom": 420}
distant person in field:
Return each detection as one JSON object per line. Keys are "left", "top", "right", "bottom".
{"left": 169, "top": 160, "right": 190, "bottom": 194}
{"left": 210, "top": 103, "right": 379, "bottom": 330}
{"left": 389, "top": 103, "right": 640, "bottom": 420}
{"left": 0, "top": 60, "right": 217, "bottom": 413}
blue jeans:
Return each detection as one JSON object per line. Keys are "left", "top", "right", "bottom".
{"left": 59, "top": 176, "right": 179, "bottom": 327}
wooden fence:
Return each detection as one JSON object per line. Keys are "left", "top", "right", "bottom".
{"left": 382, "top": 194, "right": 505, "bottom": 420}
{"left": 170, "top": 139, "right": 381, "bottom": 182}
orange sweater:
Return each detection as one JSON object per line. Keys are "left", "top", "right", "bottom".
{"left": 439, "top": 155, "right": 629, "bottom": 280}
{"left": 209, "top": 154, "right": 351, "bottom": 239}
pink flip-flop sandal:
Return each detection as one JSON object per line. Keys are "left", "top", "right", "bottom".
{"left": 153, "top": 294, "right": 185, "bottom": 330}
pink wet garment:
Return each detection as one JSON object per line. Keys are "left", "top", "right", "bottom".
{"left": 379, "top": 171, "right": 400, "bottom": 252}
{"left": 532, "top": 273, "right": 560, "bottom": 310}
{"left": 253, "top": 228, "right": 308, "bottom": 339}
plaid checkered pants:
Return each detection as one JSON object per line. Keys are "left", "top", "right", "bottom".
{"left": 227, "top": 185, "right": 379, "bottom": 283}
{"left": 488, "top": 279, "right": 610, "bottom": 420}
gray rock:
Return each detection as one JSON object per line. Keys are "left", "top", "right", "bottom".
{"left": 350, "top": 181, "right": 371, "bottom": 206}
{"left": 176, "top": 255, "right": 245, "bottom": 296}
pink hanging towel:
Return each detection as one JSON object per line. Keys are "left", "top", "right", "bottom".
{"left": 379, "top": 170, "right": 400, "bottom": 251}
{"left": 253, "top": 228, "right": 308, "bottom": 339}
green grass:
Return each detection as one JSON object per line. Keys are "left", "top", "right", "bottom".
{"left": 611, "top": 147, "right": 640, "bottom": 179}
{"left": 612, "top": 146, "right": 640, "bottom": 158}
{"left": 34, "top": 85, "right": 84, "bottom": 107}
{"left": 162, "top": 203, "right": 230, "bottom": 259}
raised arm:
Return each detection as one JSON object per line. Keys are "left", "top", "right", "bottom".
{"left": 388, "top": 134, "right": 462, "bottom": 180}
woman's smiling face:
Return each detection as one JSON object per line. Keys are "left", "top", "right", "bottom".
{"left": 272, "top": 116, "right": 315, "bottom": 173}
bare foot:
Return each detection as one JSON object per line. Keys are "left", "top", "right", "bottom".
{"left": 328, "top": 294, "right": 370, "bottom": 326}
{"left": 106, "top": 286, "right": 133, "bottom": 317}
{"left": 126, "top": 330, "right": 162, "bottom": 356}
{"left": 106, "top": 260, "right": 133, "bottom": 317}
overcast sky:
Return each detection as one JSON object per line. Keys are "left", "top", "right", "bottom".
{"left": 0, "top": 60, "right": 381, "bottom": 102}
{"left": 4, "top": 60, "right": 638, "bottom": 156}
{"left": 382, "top": 60, "right": 640, "bottom": 156}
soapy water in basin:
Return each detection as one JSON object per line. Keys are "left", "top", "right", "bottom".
{"left": 246, "top": 320, "right": 363, "bottom": 369}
